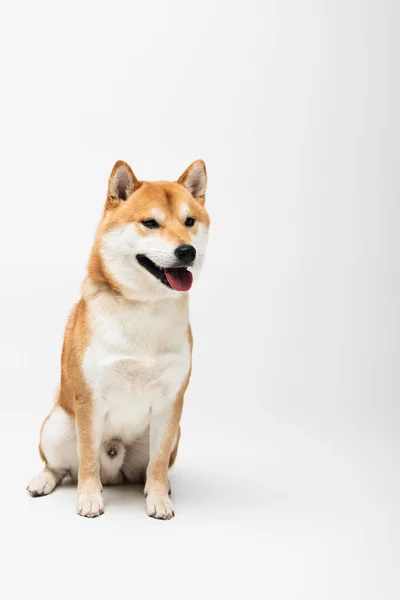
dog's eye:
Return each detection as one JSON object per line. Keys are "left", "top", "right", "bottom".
{"left": 185, "top": 217, "right": 195, "bottom": 227}
{"left": 141, "top": 219, "right": 160, "bottom": 229}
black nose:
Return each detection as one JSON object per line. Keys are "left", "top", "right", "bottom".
{"left": 174, "top": 244, "right": 196, "bottom": 265}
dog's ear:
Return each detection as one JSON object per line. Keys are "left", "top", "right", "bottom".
{"left": 177, "top": 160, "right": 207, "bottom": 204}
{"left": 106, "top": 161, "right": 140, "bottom": 208}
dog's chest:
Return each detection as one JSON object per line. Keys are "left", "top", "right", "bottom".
{"left": 83, "top": 294, "right": 190, "bottom": 442}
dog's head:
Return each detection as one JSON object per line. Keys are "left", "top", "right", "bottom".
{"left": 92, "top": 160, "right": 210, "bottom": 300}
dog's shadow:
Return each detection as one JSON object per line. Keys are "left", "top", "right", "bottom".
{"left": 57, "top": 469, "right": 224, "bottom": 514}
{"left": 59, "top": 478, "right": 146, "bottom": 512}
{"left": 103, "top": 482, "right": 146, "bottom": 510}
{"left": 56, "top": 468, "right": 276, "bottom": 515}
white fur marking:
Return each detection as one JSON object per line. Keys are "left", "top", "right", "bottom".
{"left": 102, "top": 224, "right": 184, "bottom": 300}
{"left": 179, "top": 202, "right": 190, "bottom": 220}
{"left": 146, "top": 492, "right": 174, "bottom": 519}
{"left": 83, "top": 290, "right": 191, "bottom": 450}
{"left": 27, "top": 468, "right": 61, "bottom": 497}
{"left": 151, "top": 208, "right": 165, "bottom": 224}
{"left": 76, "top": 491, "right": 104, "bottom": 518}
{"left": 101, "top": 221, "right": 208, "bottom": 300}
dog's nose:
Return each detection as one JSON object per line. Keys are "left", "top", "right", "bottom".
{"left": 175, "top": 244, "right": 196, "bottom": 265}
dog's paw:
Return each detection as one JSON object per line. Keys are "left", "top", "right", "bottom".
{"left": 76, "top": 490, "right": 104, "bottom": 518}
{"left": 27, "top": 471, "right": 57, "bottom": 497}
{"left": 146, "top": 492, "right": 175, "bottom": 520}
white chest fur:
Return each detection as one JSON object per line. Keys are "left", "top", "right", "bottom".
{"left": 83, "top": 291, "right": 190, "bottom": 443}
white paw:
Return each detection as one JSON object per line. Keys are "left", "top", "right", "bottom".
{"left": 27, "top": 471, "right": 57, "bottom": 497}
{"left": 146, "top": 492, "right": 175, "bottom": 520}
{"left": 76, "top": 491, "right": 104, "bottom": 518}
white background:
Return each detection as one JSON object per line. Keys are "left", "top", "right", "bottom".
{"left": 0, "top": 1, "right": 398, "bottom": 599}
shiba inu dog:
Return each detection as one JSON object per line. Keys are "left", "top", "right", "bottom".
{"left": 27, "top": 159, "right": 210, "bottom": 519}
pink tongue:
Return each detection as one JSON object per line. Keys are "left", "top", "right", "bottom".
{"left": 165, "top": 268, "right": 193, "bottom": 292}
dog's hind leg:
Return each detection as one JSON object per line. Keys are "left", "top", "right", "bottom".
{"left": 27, "top": 406, "right": 78, "bottom": 497}
{"left": 27, "top": 465, "right": 66, "bottom": 497}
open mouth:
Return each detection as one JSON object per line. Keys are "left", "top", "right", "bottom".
{"left": 136, "top": 255, "right": 193, "bottom": 292}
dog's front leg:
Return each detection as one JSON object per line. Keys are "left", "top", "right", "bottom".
{"left": 75, "top": 393, "right": 104, "bottom": 518}
{"left": 145, "top": 392, "right": 184, "bottom": 520}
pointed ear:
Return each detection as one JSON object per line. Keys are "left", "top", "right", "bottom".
{"left": 106, "top": 160, "right": 140, "bottom": 207}
{"left": 177, "top": 160, "right": 207, "bottom": 203}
